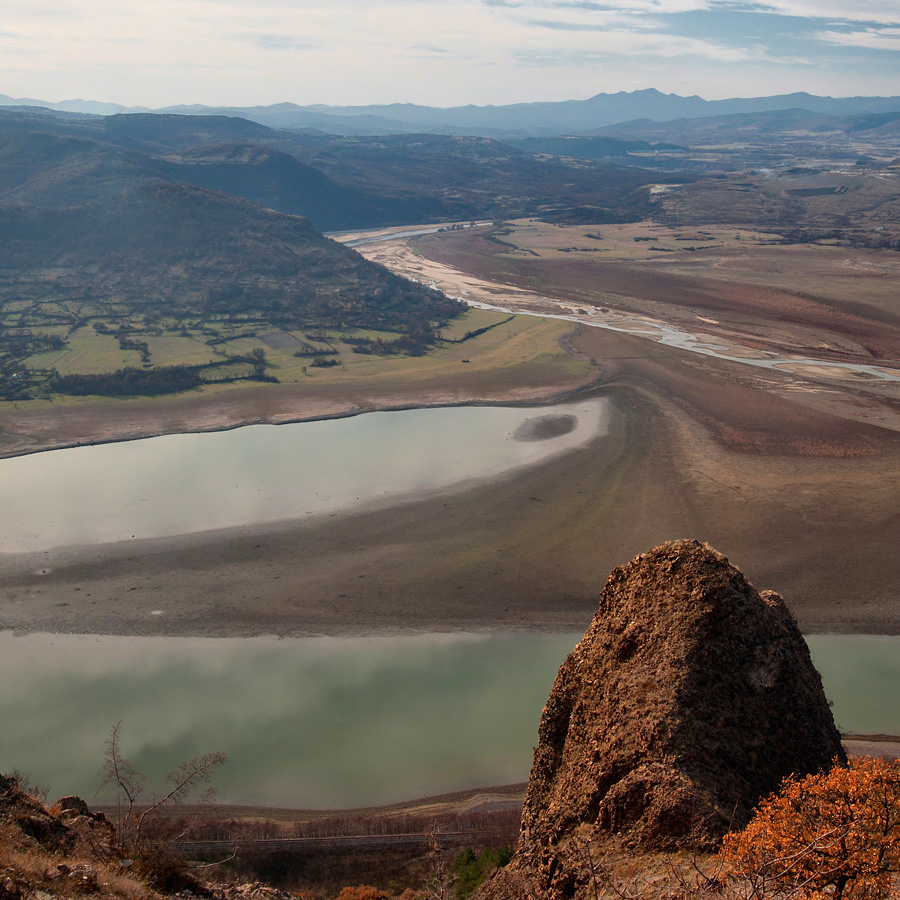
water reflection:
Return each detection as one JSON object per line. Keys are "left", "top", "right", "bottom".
{"left": 1, "top": 631, "right": 897, "bottom": 809}
{"left": 0, "top": 631, "right": 577, "bottom": 807}
{"left": 0, "top": 400, "right": 609, "bottom": 554}
{"left": 806, "top": 635, "right": 900, "bottom": 736}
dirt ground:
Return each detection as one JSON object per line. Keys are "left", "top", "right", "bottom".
{"left": 412, "top": 222, "right": 900, "bottom": 366}
{"left": 3, "top": 363, "right": 900, "bottom": 637}
{"left": 2, "top": 223, "right": 900, "bottom": 638}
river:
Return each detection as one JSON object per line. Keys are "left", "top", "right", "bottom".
{"left": 337, "top": 226, "right": 900, "bottom": 385}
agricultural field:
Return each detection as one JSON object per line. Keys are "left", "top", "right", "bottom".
{"left": 485, "top": 220, "right": 782, "bottom": 261}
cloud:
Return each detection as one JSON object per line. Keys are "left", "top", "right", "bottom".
{"left": 514, "top": 29, "right": 756, "bottom": 60}
{"left": 2, "top": 0, "right": 899, "bottom": 107}
{"left": 481, "top": 0, "right": 900, "bottom": 78}
{"left": 481, "top": 0, "right": 900, "bottom": 25}
{"left": 253, "top": 34, "right": 315, "bottom": 50}
{"left": 412, "top": 45, "right": 455, "bottom": 54}
{"left": 760, "top": 1, "right": 900, "bottom": 23}
{"left": 816, "top": 26, "right": 900, "bottom": 51}
{"left": 524, "top": 17, "right": 635, "bottom": 29}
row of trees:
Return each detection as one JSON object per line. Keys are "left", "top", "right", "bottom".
{"left": 53, "top": 366, "right": 203, "bottom": 397}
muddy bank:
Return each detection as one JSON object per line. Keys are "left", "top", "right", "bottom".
{"left": 4, "top": 378, "right": 900, "bottom": 638}
{"left": 0, "top": 372, "right": 603, "bottom": 461}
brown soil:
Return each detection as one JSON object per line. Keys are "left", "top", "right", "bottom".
{"left": 4, "top": 364, "right": 900, "bottom": 637}
{"left": 417, "top": 229, "right": 900, "bottom": 365}
{"left": 3, "top": 226, "right": 900, "bottom": 638}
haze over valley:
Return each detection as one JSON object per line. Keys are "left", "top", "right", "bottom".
{"left": 2, "top": 13, "right": 900, "bottom": 887}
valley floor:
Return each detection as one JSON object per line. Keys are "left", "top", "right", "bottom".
{"left": 3, "top": 222, "right": 900, "bottom": 638}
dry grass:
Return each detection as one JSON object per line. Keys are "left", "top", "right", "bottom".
{"left": 25, "top": 329, "right": 142, "bottom": 375}
{"left": 0, "top": 823, "right": 160, "bottom": 900}
{"left": 488, "top": 220, "right": 779, "bottom": 261}
{"left": 0, "top": 306, "right": 588, "bottom": 430}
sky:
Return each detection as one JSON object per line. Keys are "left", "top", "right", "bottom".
{"left": 2, "top": 0, "right": 900, "bottom": 109}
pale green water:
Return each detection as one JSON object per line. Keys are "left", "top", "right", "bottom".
{"left": 1, "top": 631, "right": 897, "bottom": 808}
{"left": 0, "top": 399, "right": 609, "bottom": 553}
{"left": 0, "top": 631, "right": 578, "bottom": 807}
{"left": 806, "top": 635, "right": 900, "bottom": 736}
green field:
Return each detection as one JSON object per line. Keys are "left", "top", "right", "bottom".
{"left": 26, "top": 330, "right": 143, "bottom": 375}
{"left": 3, "top": 307, "right": 588, "bottom": 412}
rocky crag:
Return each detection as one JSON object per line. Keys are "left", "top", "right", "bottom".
{"left": 0, "top": 775, "right": 296, "bottom": 900}
{"left": 492, "top": 540, "right": 844, "bottom": 897}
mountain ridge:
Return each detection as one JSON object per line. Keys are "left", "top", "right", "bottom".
{"left": 4, "top": 88, "right": 900, "bottom": 137}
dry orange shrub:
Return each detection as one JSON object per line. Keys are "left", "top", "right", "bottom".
{"left": 335, "top": 888, "right": 393, "bottom": 900}
{"left": 719, "top": 757, "right": 900, "bottom": 900}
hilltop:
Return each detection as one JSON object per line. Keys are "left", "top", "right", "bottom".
{"left": 500, "top": 541, "right": 843, "bottom": 896}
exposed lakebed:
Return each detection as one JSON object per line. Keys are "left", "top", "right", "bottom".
{"left": 1, "top": 630, "right": 897, "bottom": 808}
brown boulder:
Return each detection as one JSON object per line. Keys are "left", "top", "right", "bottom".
{"left": 514, "top": 540, "right": 844, "bottom": 894}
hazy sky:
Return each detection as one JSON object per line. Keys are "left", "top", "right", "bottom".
{"left": 2, "top": 0, "right": 900, "bottom": 108}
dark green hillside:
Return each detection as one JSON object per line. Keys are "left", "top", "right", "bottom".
{"left": 0, "top": 112, "right": 447, "bottom": 229}
{"left": 280, "top": 132, "right": 673, "bottom": 223}
{"left": 0, "top": 115, "right": 382, "bottom": 230}
{"left": 0, "top": 130, "right": 170, "bottom": 206}
{"left": 153, "top": 130, "right": 676, "bottom": 226}
{"left": 0, "top": 108, "right": 279, "bottom": 153}
{"left": 98, "top": 113, "right": 276, "bottom": 152}
{"left": 0, "top": 181, "right": 460, "bottom": 326}
{"left": 0, "top": 109, "right": 682, "bottom": 229}
{"left": 0, "top": 183, "right": 463, "bottom": 398}
{"left": 154, "top": 143, "right": 438, "bottom": 231}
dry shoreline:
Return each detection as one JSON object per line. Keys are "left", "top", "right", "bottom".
{"left": 0, "top": 374, "right": 604, "bottom": 462}
{"left": 4, "top": 223, "right": 900, "bottom": 823}
{"left": 109, "top": 733, "right": 900, "bottom": 824}
{"left": 4, "top": 225, "right": 900, "bottom": 640}
{"left": 4, "top": 373, "right": 900, "bottom": 639}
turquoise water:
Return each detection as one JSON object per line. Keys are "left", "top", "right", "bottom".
{"left": 0, "top": 631, "right": 896, "bottom": 809}
{"left": 0, "top": 631, "right": 577, "bottom": 807}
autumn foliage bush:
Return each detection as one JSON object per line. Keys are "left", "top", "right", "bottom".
{"left": 336, "top": 887, "right": 394, "bottom": 900}
{"left": 719, "top": 757, "right": 900, "bottom": 900}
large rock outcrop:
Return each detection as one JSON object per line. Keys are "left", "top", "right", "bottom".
{"left": 0, "top": 774, "right": 114, "bottom": 854}
{"left": 513, "top": 540, "right": 844, "bottom": 895}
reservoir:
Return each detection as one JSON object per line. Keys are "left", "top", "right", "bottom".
{"left": 0, "top": 398, "right": 609, "bottom": 554}
{"left": 0, "top": 630, "right": 896, "bottom": 808}
{"left": 1, "top": 400, "right": 895, "bottom": 809}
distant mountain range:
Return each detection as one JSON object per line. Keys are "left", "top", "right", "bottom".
{"left": 3, "top": 89, "right": 900, "bottom": 137}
